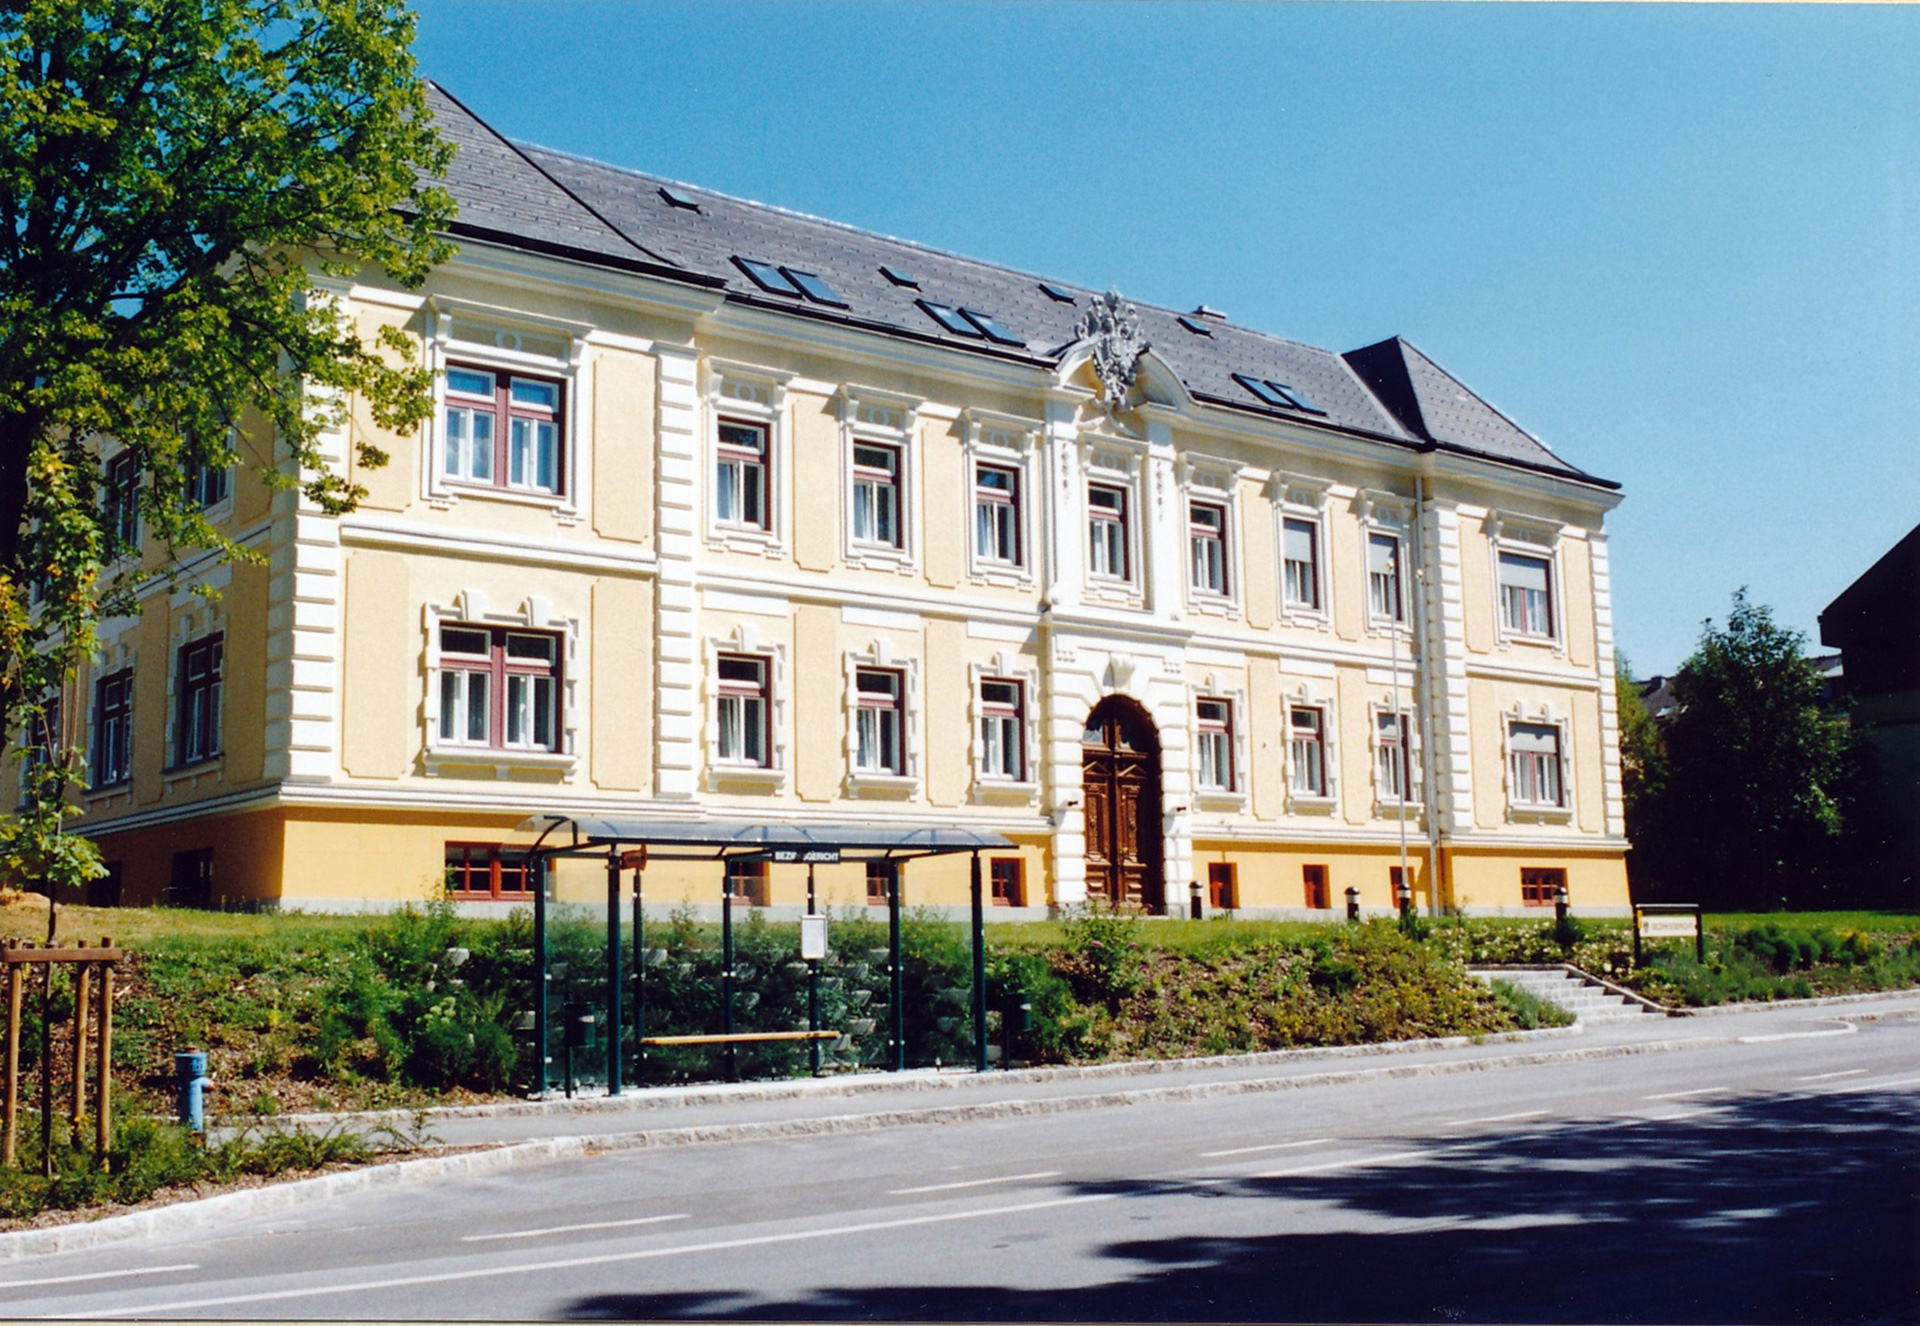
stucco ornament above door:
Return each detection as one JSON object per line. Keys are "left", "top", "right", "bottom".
{"left": 1074, "top": 289, "right": 1147, "bottom": 408}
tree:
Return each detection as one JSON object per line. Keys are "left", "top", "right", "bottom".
{"left": 1614, "top": 654, "right": 1667, "bottom": 893}
{"left": 0, "top": 0, "right": 454, "bottom": 903}
{"left": 1654, "top": 590, "right": 1853, "bottom": 909}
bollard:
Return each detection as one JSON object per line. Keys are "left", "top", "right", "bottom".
{"left": 1554, "top": 885, "right": 1570, "bottom": 928}
{"left": 1188, "top": 880, "right": 1203, "bottom": 920}
{"left": 1345, "top": 886, "right": 1361, "bottom": 922}
{"left": 174, "top": 1050, "right": 209, "bottom": 1133}
{"left": 1002, "top": 1000, "right": 1031, "bottom": 1072}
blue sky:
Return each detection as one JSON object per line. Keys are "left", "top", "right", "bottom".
{"left": 411, "top": 2, "right": 1920, "bottom": 675}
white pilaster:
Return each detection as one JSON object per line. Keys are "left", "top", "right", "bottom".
{"left": 1590, "top": 531, "right": 1626, "bottom": 838}
{"left": 1421, "top": 501, "right": 1475, "bottom": 835}
{"left": 652, "top": 346, "right": 701, "bottom": 799}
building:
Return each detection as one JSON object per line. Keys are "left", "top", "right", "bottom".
{"left": 54, "top": 84, "right": 1630, "bottom": 918}
{"left": 1820, "top": 522, "right": 1920, "bottom": 904}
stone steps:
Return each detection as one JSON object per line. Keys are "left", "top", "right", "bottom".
{"left": 1470, "top": 965, "right": 1657, "bottom": 1023}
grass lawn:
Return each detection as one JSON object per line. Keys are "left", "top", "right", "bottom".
{"left": 1703, "top": 911, "right": 1920, "bottom": 932}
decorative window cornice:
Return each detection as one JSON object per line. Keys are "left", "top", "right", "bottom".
{"left": 422, "top": 590, "right": 581, "bottom": 780}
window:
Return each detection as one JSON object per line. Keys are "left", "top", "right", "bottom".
{"left": 1302, "top": 864, "right": 1330, "bottom": 910}
{"left": 23, "top": 697, "right": 60, "bottom": 782}
{"left": 716, "top": 654, "right": 770, "bottom": 766}
{"left": 1196, "top": 698, "right": 1234, "bottom": 791}
{"left": 1375, "top": 711, "right": 1411, "bottom": 803}
{"left": 866, "top": 860, "right": 894, "bottom": 906}
{"left": 854, "top": 668, "right": 904, "bottom": 774}
{"left": 1289, "top": 706, "right": 1327, "bottom": 797}
{"left": 445, "top": 843, "right": 544, "bottom": 900}
{"left": 1087, "top": 483, "right": 1130, "bottom": 580}
{"left": 1508, "top": 722, "right": 1565, "bottom": 808}
{"left": 1189, "top": 501, "right": 1228, "bottom": 596}
{"left": 174, "top": 635, "right": 222, "bottom": 766}
{"left": 1208, "top": 863, "right": 1237, "bottom": 910}
{"left": 104, "top": 452, "right": 139, "bottom": 554}
{"left": 1368, "top": 532, "right": 1404, "bottom": 622}
{"left": 1521, "top": 867, "right": 1566, "bottom": 908}
{"left": 91, "top": 669, "right": 133, "bottom": 789}
{"left": 1498, "top": 552, "right": 1555, "bottom": 639}
{"left": 979, "top": 679, "right": 1025, "bottom": 781}
{"left": 442, "top": 365, "right": 563, "bottom": 495}
{"left": 436, "top": 624, "right": 561, "bottom": 752}
{"left": 1282, "top": 517, "right": 1320, "bottom": 610}
{"left": 990, "top": 858, "right": 1024, "bottom": 906}
{"left": 187, "top": 457, "right": 229, "bottom": 510}
{"left": 974, "top": 464, "right": 1021, "bottom": 566}
{"left": 851, "top": 443, "right": 902, "bottom": 548}
{"left": 725, "top": 859, "right": 769, "bottom": 907}
{"left": 715, "top": 420, "right": 770, "bottom": 529}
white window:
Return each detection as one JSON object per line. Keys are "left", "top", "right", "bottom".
{"left": 715, "top": 654, "right": 769, "bottom": 766}
{"left": 1508, "top": 721, "right": 1564, "bottom": 807}
{"left": 855, "top": 668, "right": 904, "bottom": 773}
{"left": 979, "top": 678, "right": 1025, "bottom": 780}
{"left": 974, "top": 464, "right": 1021, "bottom": 566}
{"left": 852, "top": 443, "right": 902, "bottom": 548}
{"left": 1289, "top": 705, "right": 1327, "bottom": 797}
{"left": 1196, "top": 698, "right": 1235, "bottom": 791}
{"left": 1368, "top": 532, "right": 1404, "bottom": 622}
{"left": 715, "top": 420, "right": 770, "bottom": 529}
{"left": 1189, "top": 501, "right": 1228, "bottom": 596}
{"left": 1375, "top": 710, "right": 1412, "bottom": 803}
{"left": 1088, "top": 483, "right": 1130, "bottom": 580}
{"left": 1499, "top": 552, "right": 1555, "bottom": 639}
{"left": 1282, "top": 517, "right": 1320, "bottom": 611}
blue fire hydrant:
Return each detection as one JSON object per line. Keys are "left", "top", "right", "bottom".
{"left": 175, "top": 1050, "right": 210, "bottom": 1133}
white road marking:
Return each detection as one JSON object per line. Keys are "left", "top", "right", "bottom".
{"left": 1253, "top": 1148, "right": 1436, "bottom": 1179}
{"left": 0, "top": 1264, "right": 198, "bottom": 1290}
{"left": 1841, "top": 1074, "right": 1920, "bottom": 1091}
{"left": 65, "top": 1193, "right": 1120, "bottom": 1318}
{"left": 1645, "top": 1087, "right": 1723, "bottom": 1100}
{"left": 889, "top": 1170, "right": 1061, "bottom": 1195}
{"left": 1638, "top": 1108, "right": 1720, "bottom": 1123}
{"left": 461, "top": 1213, "right": 690, "bottom": 1242}
{"left": 1443, "top": 1110, "right": 1550, "bottom": 1127}
{"left": 1798, "top": 1068, "right": 1867, "bottom": 1081}
{"left": 1200, "top": 1138, "right": 1332, "bottom": 1158}
{"left": 1736, "top": 1024, "right": 1856, "bottom": 1044}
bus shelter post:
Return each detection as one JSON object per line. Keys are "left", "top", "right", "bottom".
{"left": 605, "top": 849, "right": 622, "bottom": 1096}
{"left": 889, "top": 862, "right": 904, "bottom": 1073}
{"left": 970, "top": 850, "right": 987, "bottom": 1073}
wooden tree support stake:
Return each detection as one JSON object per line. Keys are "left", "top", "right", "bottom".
{"left": 1, "top": 938, "right": 123, "bottom": 1171}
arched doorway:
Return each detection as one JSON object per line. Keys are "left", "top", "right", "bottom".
{"left": 1080, "top": 695, "right": 1164, "bottom": 912}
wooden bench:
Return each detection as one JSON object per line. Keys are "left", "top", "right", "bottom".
{"left": 640, "top": 1030, "right": 843, "bottom": 1046}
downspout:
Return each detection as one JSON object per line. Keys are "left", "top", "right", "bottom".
{"left": 1413, "top": 475, "right": 1443, "bottom": 916}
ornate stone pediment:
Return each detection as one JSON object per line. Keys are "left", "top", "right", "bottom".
{"left": 1074, "top": 289, "right": 1147, "bottom": 408}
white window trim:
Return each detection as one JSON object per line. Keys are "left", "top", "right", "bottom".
{"left": 844, "top": 639, "right": 921, "bottom": 796}
{"left": 968, "top": 653, "right": 1041, "bottom": 805}
{"left": 1284, "top": 682, "right": 1339, "bottom": 815}
{"left": 703, "top": 624, "right": 788, "bottom": 792}
{"left": 1503, "top": 702, "right": 1574, "bottom": 823}
{"left": 423, "top": 590, "right": 581, "bottom": 779}
{"left": 1367, "top": 699, "right": 1423, "bottom": 818}
{"left": 1360, "top": 494, "right": 1415, "bottom": 637}
{"left": 1274, "top": 478, "right": 1332, "bottom": 628}
{"left": 1191, "top": 673, "right": 1249, "bottom": 810}
{"left": 705, "top": 361, "right": 792, "bottom": 558}
{"left": 838, "top": 386, "right": 922, "bottom": 574}
{"left": 1179, "top": 458, "right": 1242, "bottom": 616}
{"left": 1487, "top": 512, "right": 1568, "bottom": 654}
{"left": 1081, "top": 444, "right": 1145, "bottom": 606}
{"left": 163, "top": 601, "right": 226, "bottom": 788}
{"left": 961, "top": 409, "right": 1040, "bottom": 589}
{"left": 425, "top": 308, "right": 588, "bottom": 524}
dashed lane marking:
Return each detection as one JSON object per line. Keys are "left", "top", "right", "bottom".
{"left": 1199, "top": 1138, "right": 1332, "bottom": 1158}
{"left": 462, "top": 1214, "right": 690, "bottom": 1242}
{"left": 889, "top": 1171, "right": 1061, "bottom": 1195}
{"left": 1442, "top": 1110, "right": 1550, "bottom": 1127}
{"left": 0, "top": 1264, "right": 198, "bottom": 1290}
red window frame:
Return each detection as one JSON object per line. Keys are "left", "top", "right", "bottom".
{"left": 1289, "top": 705, "right": 1326, "bottom": 797}
{"left": 92, "top": 668, "right": 133, "bottom": 789}
{"left": 974, "top": 464, "right": 1021, "bottom": 565}
{"left": 443, "top": 364, "right": 565, "bottom": 495}
{"left": 446, "top": 842, "right": 543, "bottom": 900}
{"left": 854, "top": 667, "right": 904, "bottom": 774}
{"left": 1196, "top": 698, "right": 1234, "bottom": 790}
{"left": 990, "top": 857, "right": 1024, "bottom": 906}
{"left": 1282, "top": 516, "right": 1320, "bottom": 609}
{"left": 1302, "top": 864, "right": 1329, "bottom": 910}
{"left": 1087, "top": 483, "right": 1130, "bottom": 580}
{"left": 438, "top": 624, "right": 563, "bottom": 752}
{"left": 725, "top": 858, "right": 769, "bottom": 906}
{"left": 174, "top": 635, "right": 222, "bottom": 767}
{"left": 1189, "top": 500, "right": 1229, "bottom": 595}
{"left": 1208, "top": 862, "right": 1237, "bottom": 910}
{"left": 715, "top": 653, "right": 770, "bottom": 766}
{"left": 866, "top": 860, "right": 895, "bottom": 906}
{"left": 979, "top": 678, "right": 1024, "bottom": 781}
{"left": 1521, "top": 867, "right": 1566, "bottom": 908}
{"left": 851, "top": 442, "right": 903, "bottom": 548}
{"left": 716, "top": 419, "right": 770, "bottom": 529}
{"left": 104, "top": 452, "right": 140, "bottom": 553}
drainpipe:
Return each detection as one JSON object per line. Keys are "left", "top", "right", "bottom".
{"left": 1413, "top": 475, "right": 1443, "bottom": 917}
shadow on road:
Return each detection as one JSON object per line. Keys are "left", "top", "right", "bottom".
{"left": 561, "top": 1088, "right": 1919, "bottom": 1323}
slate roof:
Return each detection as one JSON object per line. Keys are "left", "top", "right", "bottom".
{"left": 425, "top": 83, "right": 1614, "bottom": 490}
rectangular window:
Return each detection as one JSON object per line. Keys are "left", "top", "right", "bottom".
{"left": 104, "top": 452, "right": 140, "bottom": 554}
{"left": 866, "top": 860, "right": 894, "bottom": 906}
{"left": 990, "top": 857, "right": 1024, "bottom": 906}
{"left": 445, "top": 843, "right": 544, "bottom": 900}
{"left": 725, "top": 858, "right": 769, "bottom": 907}
{"left": 1282, "top": 517, "right": 1320, "bottom": 610}
{"left": 1289, "top": 706, "right": 1327, "bottom": 797}
{"left": 91, "top": 669, "right": 133, "bottom": 789}
{"left": 1521, "top": 867, "right": 1566, "bottom": 908}
{"left": 1508, "top": 722, "right": 1565, "bottom": 807}
{"left": 1196, "top": 698, "right": 1234, "bottom": 791}
{"left": 1375, "top": 710, "right": 1411, "bottom": 803}
{"left": 1208, "top": 862, "right": 1237, "bottom": 910}
{"left": 436, "top": 624, "right": 562, "bottom": 752}
{"left": 1302, "top": 864, "right": 1329, "bottom": 910}
{"left": 187, "top": 457, "right": 229, "bottom": 510}
{"left": 1498, "top": 552, "right": 1555, "bottom": 638}
{"left": 23, "top": 697, "right": 60, "bottom": 784}
{"left": 715, "top": 419, "right": 770, "bottom": 529}
{"left": 442, "top": 365, "right": 563, "bottom": 495}
{"left": 851, "top": 442, "right": 902, "bottom": 547}
{"left": 1189, "top": 501, "right": 1228, "bottom": 595}
{"left": 979, "top": 678, "right": 1025, "bottom": 781}
{"left": 974, "top": 464, "right": 1021, "bottom": 566}
{"left": 716, "top": 654, "right": 770, "bottom": 766}
{"left": 175, "top": 635, "right": 223, "bottom": 767}
{"left": 1087, "top": 483, "right": 1130, "bottom": 580}
{"left": 1368, "top": 532, "right": 1404, "bottom": 622}
{"left": 854, "top": 668, "right": 904, "bottom": 774}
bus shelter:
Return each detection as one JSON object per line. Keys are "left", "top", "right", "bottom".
{"left": 517, "top": 814, "right": 1014, "bottom": 1096}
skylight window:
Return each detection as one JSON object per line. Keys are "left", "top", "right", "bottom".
{"left": 959, "top": 309, "right": 1024, "bottom": 347}
{"left": 1039, "top": 282, "right": 1076, "bottom": 304}
{"left": 783, "top": 268, "right": 848, "bottom": 307}
{"left": 1231, "top": 373, "right": 1326, "bottom": 416}
{"left": 918, "top": 300, "right": 985, "bottom": 338}
{"left": 1178, "top": 316, "right": 1213, "bottom": 337}
{"left": 658, "top": 186, "right": 700, "bottom": 212}
{"left": 735, "top": 257, "right": 802, "bottom": 297}
{"left": 881, "top": 265, "right": 920, "bottom": 288}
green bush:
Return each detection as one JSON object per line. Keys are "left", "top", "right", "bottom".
{"left": 1488, "top": 979, "right": 1576, "bottom": 1029}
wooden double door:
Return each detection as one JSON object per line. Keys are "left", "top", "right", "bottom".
{"left": 1081, "top": 696, "right": 1164, "bottom": 912}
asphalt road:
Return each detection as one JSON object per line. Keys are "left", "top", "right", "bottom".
{"left": 5, "top": 1003, "right": 1917, "bottom": 1323}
